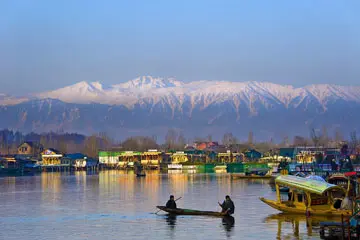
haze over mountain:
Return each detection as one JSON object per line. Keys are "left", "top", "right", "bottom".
{"left": 0, "top": 76, "right": 359, "bottom": 141}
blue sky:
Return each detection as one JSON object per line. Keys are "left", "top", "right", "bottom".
{"left": 0, "top": 0, "right": 359, "bottom": 95}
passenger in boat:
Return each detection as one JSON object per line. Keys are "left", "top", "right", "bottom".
{"left": 166, "top": 195, "right": 177, "bottom": 209}
{"left": 219, "top": 195, "right": 235, "bottom": 215}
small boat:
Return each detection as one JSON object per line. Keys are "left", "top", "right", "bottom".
{"left": 136, "top": 172, "right": 146, "bottom": 177}
{"left": 156, "top": 206, "right": 229, "bottom": 217}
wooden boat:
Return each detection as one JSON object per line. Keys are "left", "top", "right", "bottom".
{"left": 156, "top": 206, "right": 229, "bottom": 216}
{"left": 259, "top": 175, "right": 352, "bottom": 217}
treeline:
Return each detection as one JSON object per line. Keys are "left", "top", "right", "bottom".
{"left": 0, "top": 127, "right": 359, "bottom": 158}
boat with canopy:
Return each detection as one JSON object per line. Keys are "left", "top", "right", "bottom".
{"left": 260, "top": 175, "right": 352, "bottom": 217}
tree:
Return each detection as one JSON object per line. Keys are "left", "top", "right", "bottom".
{"left": 293, "top": 136, "right": 307, "bottom": 146}
{"left": 165, "top": 129, "right": 178, "bottom": 150}
{"left": 310, "top": 128, "right": 320, "bottom": 147}
{"left": 320, "top": 126, "right": 329, "bottom": 147}
{"left": 177, "top": 133, "right": 186, "bottom": 150}
{"left": 222, "top": 133, "right": 237, "bottom": 147}
{"left": 82, "top": 135, "right": 99, "bottom": 158}
{"left": 350, "top": 131, "right": 358, "bottom": 153}
{"left": 247, "top": 131, "right": 254, "bottom": 145}
{"left": 335, "top": 129, "right": 344, "bottom": 143}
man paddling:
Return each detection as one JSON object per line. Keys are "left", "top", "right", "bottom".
{"left": 218, "top": 195, "right": 235, "bottom": 215}
{"left": 166, "top": 195, "right": 177, "bottom": 209}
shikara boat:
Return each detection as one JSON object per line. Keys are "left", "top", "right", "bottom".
{"left": 260, "top": 175, "right": 352, "bottom": 217}
{"left": 156, "top": 206, "right": 229, "bottom": 216}
{"left": 136, "top": 172, "right": 146, "bottom": 177}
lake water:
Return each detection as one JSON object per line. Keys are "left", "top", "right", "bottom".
{"left": 0, "top": 171, "right": 328, "bottom": 240}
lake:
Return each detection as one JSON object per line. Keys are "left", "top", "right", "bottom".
{"left": 0, "top": 171, "right": 327, "bottom": 240}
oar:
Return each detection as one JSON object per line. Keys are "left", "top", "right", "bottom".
{"left": 155, "top": 197, "right": 182, "bottom": 214}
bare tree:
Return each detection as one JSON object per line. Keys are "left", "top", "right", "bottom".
{"left": 293, "top": 136, "right": 307, "bottom": 146}
{"left": 350, "top": 131, "right": 358, "bottom": 153}
{"left": 177, "top": 133, "right": 186, "bottom": 150}
{"left": 320, "top": 125, "right": 329, "bottom": 147}
{"left": 310, "top": 128, "right": 320, "bottom": 147}
{"left": 222, "top": 133, "right": 237, "bottom": 147}
{"left": 248, "top": 131, "right": 254, "bottom": 145}
{"left": 165, "top": 129, "right": 178, "bottom": 150}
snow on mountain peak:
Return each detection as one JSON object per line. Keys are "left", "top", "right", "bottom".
{"left": 8, "top": 76, "right": 360, "bottom": 111}
{"left": 115, "top": 76, "right": 184, "bottom": 89}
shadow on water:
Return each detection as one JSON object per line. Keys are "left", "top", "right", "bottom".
{"left": 222, "top": 216, "right": 235, "bottom": 238}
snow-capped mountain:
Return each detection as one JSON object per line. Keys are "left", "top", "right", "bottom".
{"left": 0, "top": 76, "right": 359, "bottom": 140}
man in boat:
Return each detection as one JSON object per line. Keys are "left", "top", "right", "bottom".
{"left": 166, "top": 195, "right": 177, "bottom": 209}
{"left": 218, "top": 195, "right": 235, "bottom": 215}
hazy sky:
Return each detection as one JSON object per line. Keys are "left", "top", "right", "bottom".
{"left": 1, "top": 0, "right": 359, "bottom": 95}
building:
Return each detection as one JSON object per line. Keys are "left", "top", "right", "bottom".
{"left": 41, "top": 148, "right": 63, "bottom": 165}
{"left": 141, "top": 149, "right": 163, "bottom": 169}
{"left": 171, "top": 151, "right": 189, "bottom": 164}
{"left": 17, "top": 142, "right": 43, "bottom": 156}
{"left": 98, "top": 151, "right": 121, "bottom": 167}
{"left": 244, "top": 149, "right": 262, "bottom": 161}
{"left": 193, "top": 141, "right": 219, "bottom": 150}
{"left": 118, "top": 151, "right": 141, "bottom": 168}
{"left": 63, "top": 153, "right": 98, "bottom": 169}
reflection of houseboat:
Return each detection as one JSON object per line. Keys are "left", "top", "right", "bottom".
{"left": 118, "top": 151, "right": 141, "bottom": 169}
{"left": 260, "top": 175, "right": 351, "bottom": 217}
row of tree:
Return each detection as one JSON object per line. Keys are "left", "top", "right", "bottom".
{"left": 0, "top": 127, "right": 359, "bottom": 158}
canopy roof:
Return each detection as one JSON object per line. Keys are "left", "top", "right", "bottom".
{"left": 275, "top": 175, "right": 344, "bottom": 195}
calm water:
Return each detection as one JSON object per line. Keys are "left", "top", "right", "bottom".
{"left": 0, "top": 171, "right": 328, "bottom": 240}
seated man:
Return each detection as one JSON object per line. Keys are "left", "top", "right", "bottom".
{"left": 166, "top": 195, "right": 177, "bottom": 209}
{"left": 218, "top": 195, "right": 235, "bottom": 215}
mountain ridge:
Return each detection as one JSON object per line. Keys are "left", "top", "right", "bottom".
{"left": 0, "top": 76, "right": 359, "bottom": 140}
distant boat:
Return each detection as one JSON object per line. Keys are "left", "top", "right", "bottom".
{"left": 136, "top": 172, "right": 146, "bottom": 177}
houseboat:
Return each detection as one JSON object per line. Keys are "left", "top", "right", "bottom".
{"left": 118, "top": 151, "right": 141, "bottom": 169}
{"left": 141, "top": 149, "right": 162, "bottom": 169}
{"left": 260, "top": 175, "right": 351, "bottom": 217}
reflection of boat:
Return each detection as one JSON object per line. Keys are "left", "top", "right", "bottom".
{"left": 260, "top": 175, "right": 352, "bottom": 217}
{"left": 232, "top": 174, "right": 271, "bottom": 179}
{"left": 156, "top": 206, "right": 229, "bottom": 216}
{"left": 264, "top": 213, "right": 338, "bottom": 239}
{"left": 264, "top": 213, "right": 339, "bottom": 224}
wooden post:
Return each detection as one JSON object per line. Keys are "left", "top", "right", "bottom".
{"left": 341, "top": 214, "right": 345, "bottom": 240}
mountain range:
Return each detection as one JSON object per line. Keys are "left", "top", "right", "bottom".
{"left": 0, "top": 76, "right": 359, "bottom": 141}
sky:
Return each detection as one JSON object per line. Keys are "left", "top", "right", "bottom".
{"left": 0, "top": 0, "right": 360, "bottom": 95}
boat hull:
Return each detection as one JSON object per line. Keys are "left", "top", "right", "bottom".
{"left": 156, "top": 206, "right": 229, "bottom": 216}
{"left": 259, "top": 197, "right": 351, "bottom": 217}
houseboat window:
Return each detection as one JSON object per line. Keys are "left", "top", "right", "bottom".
{"left": 297, "top": 194, "right": 303, "bottom": 202}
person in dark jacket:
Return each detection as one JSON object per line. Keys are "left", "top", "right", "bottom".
{"left": 166, "top": 195, "right": 177, "bottom": 209}
{"left": 218, "top": 195, "right": 235, "bottom": 215}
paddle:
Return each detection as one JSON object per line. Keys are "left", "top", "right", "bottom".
{"left": 155, "top": 197, "right": 182, "bottom": 214}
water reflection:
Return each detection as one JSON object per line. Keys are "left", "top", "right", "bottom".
{"left": 166, "top": 214, "right": 177, "bottom": 229}
{"left": 222, "top": 216, "right": 235, "bottom": 238}
{"left": 264, "top": 213, "right": 339, "bottom": 239}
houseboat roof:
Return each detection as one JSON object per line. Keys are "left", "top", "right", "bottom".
{"left": 275, "top": 175, "right": 344, "bottom": 195}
